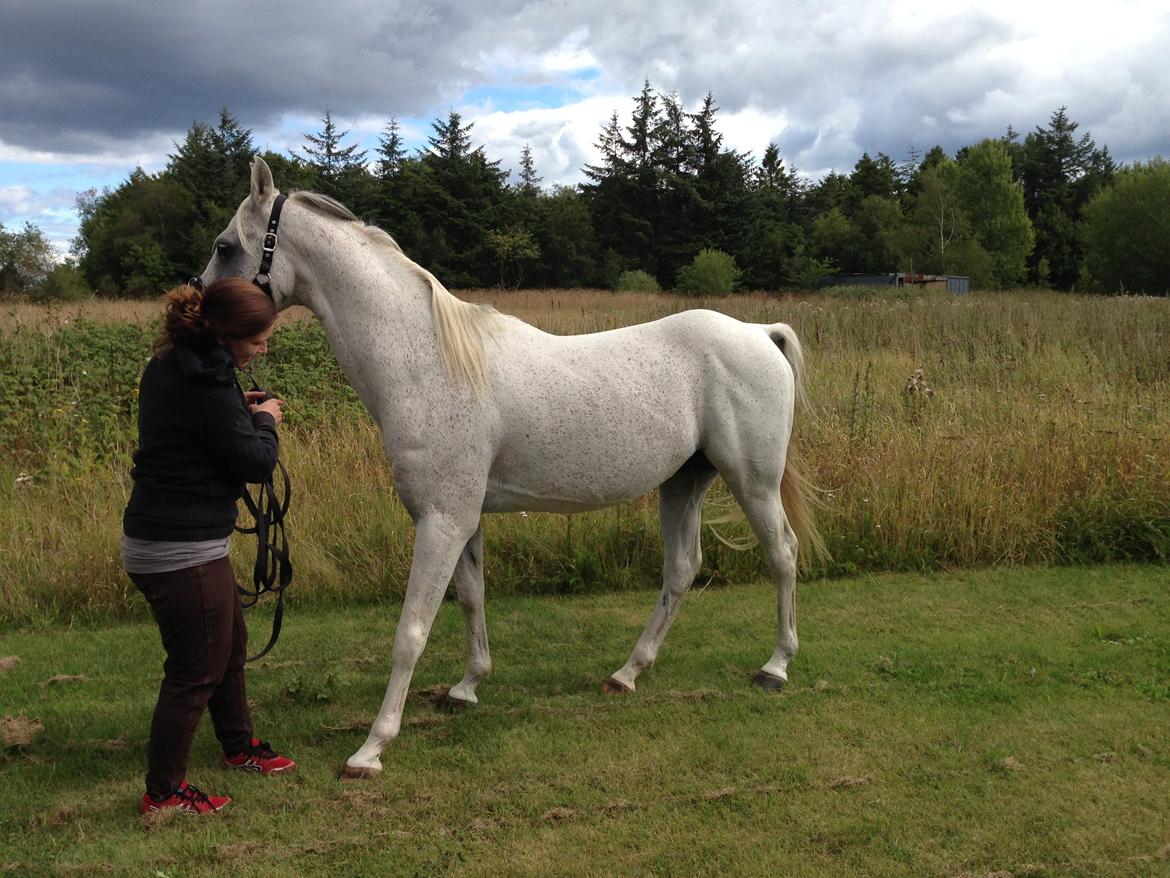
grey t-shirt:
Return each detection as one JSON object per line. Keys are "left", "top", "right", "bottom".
{"left": 121, "top": 533, "right": 231, "bottom": 575}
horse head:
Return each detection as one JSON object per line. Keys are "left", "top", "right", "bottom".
{"left": 198, "top": 156, "right": 298, "bottom": 310}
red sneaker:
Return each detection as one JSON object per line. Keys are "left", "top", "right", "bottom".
{"left": 224, "top": 738, "right": 296, "bottom": 775}
{"left": 139, "top": 781, "right": 231, "bottom": 815}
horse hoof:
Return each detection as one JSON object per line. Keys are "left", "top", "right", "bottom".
{"left": 339, "top": 763, "right": 381, "bottom": 781}
{"left": 602, "top": 677, "right": 633, "bottom": 695}
{"left": 753, "top": 671, "right": 786, "bottom": 692}
{"left": 440, "top": 693, "right": 476, "bottom": 712}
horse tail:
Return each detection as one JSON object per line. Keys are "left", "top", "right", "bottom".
{"left": 766, "top": 324, "right": 828, "bottom": 571}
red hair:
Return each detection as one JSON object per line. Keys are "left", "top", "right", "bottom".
{"left": 154, "top": 279, "right": 277, "bottom": 354}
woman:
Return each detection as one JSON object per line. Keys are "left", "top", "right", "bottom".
{"left": 124, "top": 278, "right": 295, "bottom": 816}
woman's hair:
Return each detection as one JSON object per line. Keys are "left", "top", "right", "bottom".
{"left": 154, "top": 278, "right": 277, "bottom": 354}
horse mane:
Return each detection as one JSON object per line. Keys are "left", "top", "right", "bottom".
{"left": 279, "top": 190, "right": 498, "bottom": 390}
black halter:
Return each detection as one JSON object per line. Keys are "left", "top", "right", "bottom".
{"left": 252, "top": 194, "right": 288, "bottom": 299}
{"left": 186, "top": 193, "right": 288, "bottom": 298}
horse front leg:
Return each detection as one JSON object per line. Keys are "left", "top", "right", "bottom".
{"left": 343, "top": 511, "right": 478, "bottom": 778}
{"left": 446, "top": 523, "right": 491, "bottom": 706}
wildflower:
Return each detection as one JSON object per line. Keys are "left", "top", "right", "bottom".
{"left": 904, "top": 368, "right": 934, "bottom": 399}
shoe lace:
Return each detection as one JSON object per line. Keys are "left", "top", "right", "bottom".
{"left": 250, "top": 739, "right": 277, "bottom": 759}
{"left": 180, "top": 783, "right": 212, "bottom": 806}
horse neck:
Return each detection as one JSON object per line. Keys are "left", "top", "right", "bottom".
{"left": 293, "top": 227, "right": 444, "bottom": 405}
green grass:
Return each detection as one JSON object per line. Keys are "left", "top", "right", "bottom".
{"left": 2, "top": 564, "right": 1168, "bottom": 876}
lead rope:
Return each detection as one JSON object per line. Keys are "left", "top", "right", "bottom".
{"left": 235, "top": 369, "right": 293, "bottom": 662}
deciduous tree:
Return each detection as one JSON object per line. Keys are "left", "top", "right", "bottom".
{"left": 1082, "top": 158, "right": 1170, "bottom": 294}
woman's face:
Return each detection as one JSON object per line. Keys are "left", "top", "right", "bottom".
{"left": 226, "top": 323, "right": 276, "bottom": 368}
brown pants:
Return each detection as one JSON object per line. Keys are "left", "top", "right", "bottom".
{"left": 131, "top": 556, "right": 253, "bottom": 797}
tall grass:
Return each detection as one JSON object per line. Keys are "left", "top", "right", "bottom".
{"left": 2, "top": 290, "right": 1168, "bottom": 627}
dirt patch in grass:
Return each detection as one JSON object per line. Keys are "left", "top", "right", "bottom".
{"left": 1, "top": 716, "right": 43, "bottom": 749}
{"left": 0, "top": 657, "right": 19, "bottom": 671}
{"left": 44, "top": 674, "right": 89, "bottom": 685}
{"left": 541, "top": 806, "right": 576, "bottom": 821}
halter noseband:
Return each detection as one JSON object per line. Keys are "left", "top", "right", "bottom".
{"left": 187, "top": 193, "right": 288, "bottom": 299}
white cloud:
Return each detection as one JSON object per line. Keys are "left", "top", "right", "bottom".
{"left": 458, "top": 95, "right": 623, "bottom": 186}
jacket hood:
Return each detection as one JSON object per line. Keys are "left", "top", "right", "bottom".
{"left": 172, "top": 341, "right": 237, "bottom": 384}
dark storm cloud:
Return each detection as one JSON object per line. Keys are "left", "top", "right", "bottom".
{"left": 0, "top": 0, "right": 549, "bottom": 153}
{"left": 2, "top": 0, "right": 1167, "bottom": 174}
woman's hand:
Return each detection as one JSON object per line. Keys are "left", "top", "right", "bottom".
{"left": 246, "top": 392, "right": 284, "bottom": 426}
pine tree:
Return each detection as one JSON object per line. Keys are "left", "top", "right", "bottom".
{"left": 300, "top": 111, "right": 368, "bottom": 181}
{"left": 517, "top": 145, "right": 542, "bottom": 194}
{"left": 401, "top": 111, "right": 511, "bottom": 286}
{"left": 1019, "top": 107, "right": 1112, "bottom": 288}
{"left": 375, "top": 117, "right": 406, "bottom": 178}
{"left": 623, "top": 81, "right": 660, "bottom": 169}
{"left": 427, "top": 110, "right": 475, "bottom": 162}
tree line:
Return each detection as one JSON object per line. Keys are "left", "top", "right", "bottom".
{"left": 3, "top": 88, "right": 1168, "bottom": 299}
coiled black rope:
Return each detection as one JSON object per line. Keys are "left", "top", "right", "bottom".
{"left": 235, "top": 369, "right": 293, "bottom": 662}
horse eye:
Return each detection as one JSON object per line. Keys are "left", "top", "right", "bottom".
{"left": 215, "top": 241, "right": 234, "bottom": 258}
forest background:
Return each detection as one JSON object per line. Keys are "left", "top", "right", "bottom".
{"left": 2, "top": 83, "right": 1168, "bottom": 301}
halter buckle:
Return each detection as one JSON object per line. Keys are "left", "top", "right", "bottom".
{"left": 262, "top": 232, "right": 278, "bottom": 254}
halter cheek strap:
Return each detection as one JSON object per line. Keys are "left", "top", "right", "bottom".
{"left": 252, "top": 194, "right": 288, "bottom": 299}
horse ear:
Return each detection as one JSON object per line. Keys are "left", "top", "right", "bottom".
{"left": 250, "top": 155, "right": 277, "bottom": 206}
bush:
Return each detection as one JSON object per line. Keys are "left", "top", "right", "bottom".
{"left": 31, "top": 263, "right": 91, "bottom": 302}
{"left": 614, "top": 269, "right": 661, "bottom": 293}
{"left": 674, "top": 249, "right": 741, "bottom": 295}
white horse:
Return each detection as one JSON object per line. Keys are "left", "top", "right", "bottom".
{"left": 199, "top": 157, "right": 823, "bottom": 777}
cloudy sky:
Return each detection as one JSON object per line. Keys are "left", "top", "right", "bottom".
{"left": 2, "top": 0, "right": 1167, "bottom": 255}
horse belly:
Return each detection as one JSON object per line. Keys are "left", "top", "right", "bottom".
{"left": 483, "top": 401, "right": 697, "bottom": 514}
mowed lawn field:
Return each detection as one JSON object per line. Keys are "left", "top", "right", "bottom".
{"left": 2, "top": 563, "right": 1168, "bottom": 877}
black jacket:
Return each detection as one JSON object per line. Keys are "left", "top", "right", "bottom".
{"left": 122, "top": 341, "right": 278, "bottom": 541}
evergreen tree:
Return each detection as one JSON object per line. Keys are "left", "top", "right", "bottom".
{"left": 375, "top": 117, "right": 406, "bottom": 178}
{"left": 299, "top": 111, "right": 369, "bottom": 188}
{"left": 426, "top": 110, "right": 475, "bottom": 162}
{"left": 653, "top": 91, "right": 703, "bottom": 281}
{"left": 582, "top": 111, "right": 648, "bottom": 276}
{"left": 739, "top": 143, "right": 805, "bottom": 289}
{"left": 850, "top": 152, "right": 900, "bottom": 204}
{"left": 530, "top": 185, "right": 601, "bottom": 287}
{"left": 1019, "top": 107, "right": 1112, "bottom": 288}
{"left": 516, "top": 144, "right": 542, "bottom": 194}
{"left": 166, "top": 110, "right": 255, "bottom": 269}
{"left": 399, "top": 111, "right": 511, "bottom": 286}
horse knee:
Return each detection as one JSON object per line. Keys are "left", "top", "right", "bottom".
{"left": 392, "top": 623, "right": 429, "bottom": 666}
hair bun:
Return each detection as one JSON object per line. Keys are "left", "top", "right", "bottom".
{"left": 159, "top": 284, "right": 211, "bottom": 345}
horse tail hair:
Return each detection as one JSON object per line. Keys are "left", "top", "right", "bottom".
{"left": 767, "top": 324, "right": 828, "bottom": 571}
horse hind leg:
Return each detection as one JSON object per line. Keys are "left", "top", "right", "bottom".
{"left": 728, "top": 485, "right": 800, "bottom": 691}
{"left": 606, "top": 457, "right": 718, "bottom": 693}
{"left": 446, "top": 524, "right": 491, "bottom": 707}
